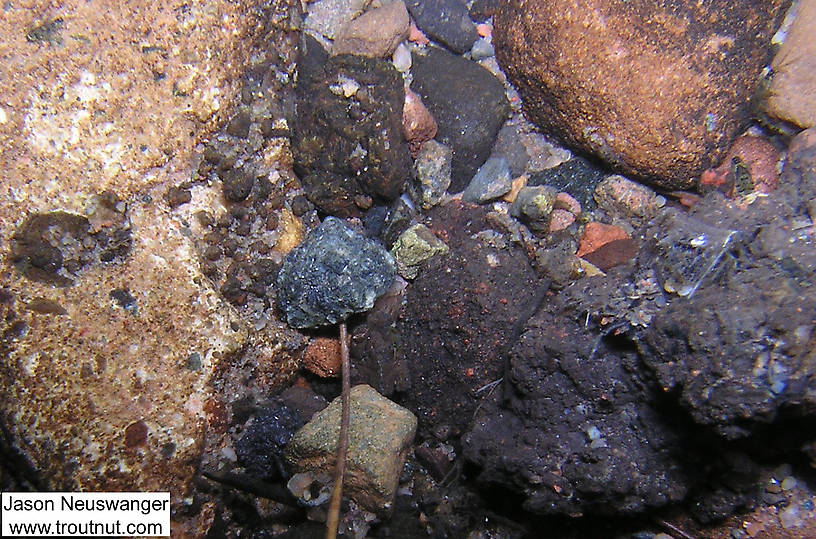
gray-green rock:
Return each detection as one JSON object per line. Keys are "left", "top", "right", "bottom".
{"left": 412, "top": 140, "right": 452, "bottom": 210}
{"left": 390, "top": 223, "right": 449, "bottom": 279}
{"left": 277, "top": 217, "right": 396, "bottom": 328}
{"left": 510, "top": 185, "right": 558, "bottom": 233}
{"left": 285, "top": 384, "right": 417, "bottom": 514}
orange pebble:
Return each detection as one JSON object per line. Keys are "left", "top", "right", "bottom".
{"left": 408, "top": 20, "right": 430, "bottom": 45}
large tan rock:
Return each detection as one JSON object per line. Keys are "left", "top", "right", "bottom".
{"left": 763, "top": 0, "right": 816, "bottom": 129}
{"left": 494, "top": 0, "right": 788, "bottom": 190}
{"left": 0, "top": 1, "right": 302, "bottom": 535}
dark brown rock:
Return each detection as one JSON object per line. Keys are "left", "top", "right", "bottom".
{"left": 394, "top": 201, "right": 544, "bottom": 438}
{"left": 494, "top": 0, "right": 789, "bottom": 190}
{"left": 292, "top": 37, "right": 412, "bottom": 217}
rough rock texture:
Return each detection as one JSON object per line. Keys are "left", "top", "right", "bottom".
{"left": 0, "top": 2, "right": 301, "bottom": 533}
{"left": 285, "top": 384, "right": 417, "bottom": 514}
{"left": 390, "top": 223, "right": 449, "bottom": 280}
{"left": 0, "top": 195, "right": 248, "bottom": 495}
{"left": 463, "top": 277, "right": 689, "bottom": 516}
{"left": 303, "top": 0, "right": 369, "bottom": 41}
{"left": 332, "top": 0, "right": 411, "bottom": 58}
{"left": 236, "top": 402, "right": 304, "bottom": 480}
{"left": 411, "top": 140, "right": 452, "bottom": 209}
{"left": 276, "top": 217, "right": 396, "bottom": 328}
{"left": 699, "top": 134, "right": 783, "bottom": 198}
{"left": 640, "top": 204, "right": 816, "bottom": 439}
{"left": 763, "top": 0, "right": 816, "bottom": 128}
{"left": 396, "top": 202, "right": 544, "bottom": 437}
{"left": 411, "top": 46, "right": 510, "bottom": 192}
{"left": 292, "top": 36, "right": 412, "bottom": 217}
{"left": 494, "top": 0, "right": 789, "bottom": 189}
{"left": 405, "top": 0, "right": 478, "bottom": 54}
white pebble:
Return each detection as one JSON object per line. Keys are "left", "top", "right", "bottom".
{"left": 392, "top": 42, "right": 412, "bottom": 73}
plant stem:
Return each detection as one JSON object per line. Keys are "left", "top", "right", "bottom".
{"left": 326, "top": 322, "right": 350, "bottom": 539}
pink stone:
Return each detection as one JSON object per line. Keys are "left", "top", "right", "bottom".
{"left": 549, "top": 208, "right": 576, "bottom": 232}
{"left": 476, "top": 23, "right": 492, "bottom": 38}
{"left": 408, "top": 20, "right": 430, "bottom": 45}
{"left": 403, "top": 88, "right": 437, "bottom": 158}
{"left": 555, "top": 191, "right": 581, "bottom": 216}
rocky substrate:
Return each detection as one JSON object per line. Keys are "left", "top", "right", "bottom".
{"left": 2, "top": 1, "right": 816, "bottom": 538}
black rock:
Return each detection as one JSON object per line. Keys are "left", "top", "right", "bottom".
{"left": 276, "top": 217, "right": 396, "bottom": 328}
{"left": 405, "top": 0, "right": 478, "bottom": 54}
{"left": 462, "top": 276, "right": 690, "bottom": 516}
{"left": 528, "top": 155, "right": 607, "bottom": 212}
{"left": 235, "top": 403, "right": 304, "bottom": 480}
{"left": 411, "top": 47, "right": 509, "bottom": 192}
{"left": 292, "top": 37, "right": 411, "bottom": 217}
{"left": 395, "top": 202, "right": 543, "bottom": 438}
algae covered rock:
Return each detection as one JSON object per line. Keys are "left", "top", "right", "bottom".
{"left": 390, "top": 223, "right": 449, "bottom": 279}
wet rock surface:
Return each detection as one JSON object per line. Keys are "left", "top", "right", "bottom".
{"left": 640, "top": 202, "right": 816, "bottom": 440}
{"left": 464, "top": 278, "right": 689, "bottom": 516}
{"left": 285, "top": 384, "right": 417, "bottom": 514}
{"left": 405, "top": 0, "right": 479, "bottom": 54}
{"left": 494, "top": 0, "right": 789, "bottom": 189}
{"left": 277, "top": 217, "right": 396, "bottom": 328}
{"left": 411, "top": 46, "right": 510, "bottom": 192}
{"left": 292, "top": 36, "right": 412, "bottom": 217}
{"left": 393, "top": 201, "right": 545, "bottom": 437}
{"left": 5, "top": 0, "right": 816, "bottom": 537}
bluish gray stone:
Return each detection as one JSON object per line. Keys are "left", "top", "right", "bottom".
{"left": 277, "top": 217, "right": 396, "bottom": 328}
{"left": 462, "top": 156, "right": 512, "bottom": 203}
{"left": 470, "top": 38, "right": 494, "bottom": 60}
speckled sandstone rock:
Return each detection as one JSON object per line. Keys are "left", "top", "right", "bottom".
{"left": 494, "top": 0, "right": 788, "bottom": 190}
{"left": 763, "top": 0, "right": 816, "bottom": 129}
{"left": 0, "top": 1, "right": 302, "bottom": 536}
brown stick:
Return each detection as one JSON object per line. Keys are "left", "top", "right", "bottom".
{"left": 325, "top": 322, "right": 350, "bottom": 539}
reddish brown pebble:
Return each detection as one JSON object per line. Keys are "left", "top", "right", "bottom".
{"left": 700, "top": 134, "right": 782, "bottom": 196}
{"left": 577, "top": 222, "right": 629, "bottom": 257}
{"left": 124, "top": 420, "right": 148, "bottom": 448}
{"left": 580, "top": 238, "right": 639, "bottom": 271}
{"left": 403, "top": 89, "right": 438, "bottom": 158}
{"left": 549, "top": 208, "right": 576, "bottom": 232}
{"left": 476, "top": 23, "right": 492, "bottom": 38}
{"left": 555, "top": 191, "right": 581, "bottom": 215}
{"left": 408, "top": 20, "right": 430, "bottom": 45}
{"left": 303, "top": 337, "right": 341, "bottom": 378}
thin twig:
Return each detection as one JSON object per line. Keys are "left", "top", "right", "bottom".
{"left": 325, "top": 322, "right": 350, "bottom": 539}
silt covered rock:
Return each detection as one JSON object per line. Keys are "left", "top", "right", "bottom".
{"left": 277, "top": 217, "right": 396, "bottom": 328}
{"left": 463, "top": 277, "right": 689, "bottom": 516}
{"left": 395, "top": 202, "right": 543, "bottom": 437}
